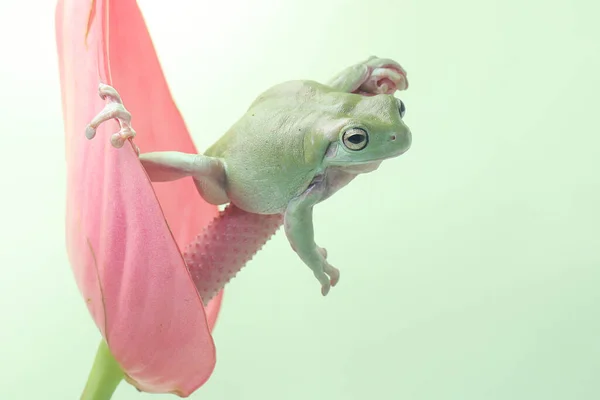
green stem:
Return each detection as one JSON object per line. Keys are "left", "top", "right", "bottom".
{"left": 80, "top": 340, "right": 124, "bottom": 400}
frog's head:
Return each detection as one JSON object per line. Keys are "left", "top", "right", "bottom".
{"left": 319, "top": 93, "right": 411, "bottom": 168}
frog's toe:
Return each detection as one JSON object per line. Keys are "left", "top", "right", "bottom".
{"left": 98, "top": 83, "right": 123, "bottom": 103}
{"left": 324, "top": 263, "right": 340, "bottom": 287}
{"left": 315, "top": 271, "right": 331, "bottom": 296}
{"left": 317, "top": 246, "right": 328, "bottom": 259}
{"left": 110, "top": 127, "right": 137, "bottom": 149}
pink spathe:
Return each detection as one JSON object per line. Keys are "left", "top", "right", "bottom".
{"left": 55, "top": 0, "right": 223, "bottom": 395}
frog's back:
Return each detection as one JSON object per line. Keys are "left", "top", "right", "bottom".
{"left": 205, "top": 80, "right": 333, "bottom": 214}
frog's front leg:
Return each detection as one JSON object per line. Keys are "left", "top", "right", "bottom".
{"left": 86, "top": 84, "right": 229, "bottom": 206}
{"left": 139, "top": 152, "right": 229, "bottom": 205}
{"left": 327, "top": 56, "right": 409, "bottom": 95}
{"left": 284, "top": 177, "right": 340, "bottom": 296}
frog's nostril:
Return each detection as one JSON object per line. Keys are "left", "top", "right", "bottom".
{"left": 390, "top": 135, "right": 397, "bottom": 141}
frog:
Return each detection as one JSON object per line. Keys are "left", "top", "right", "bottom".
{"left": 85, "top": 56, "right": 412, "bottom": 296}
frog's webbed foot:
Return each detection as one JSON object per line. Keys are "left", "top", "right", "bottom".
{"left": 327, "top": 56, "right": 409, "bottom": 96}
{"left": 318, "top": 246, "right": 340, "bottom": 292}
{"left": 299, "top": 244, "right": 340, "bottom": 296}
{"left": 308, "top": 245, "right": 340, "bottom": 296}
{"left": 355, "top": 56, "right": 408, "bottom": 95}
{"left": 85, "top": 83, "right": 139, "bottom": 153}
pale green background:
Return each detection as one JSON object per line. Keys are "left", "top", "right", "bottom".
{"left": 1, "top": 0, "right": 599, "bottom": 399}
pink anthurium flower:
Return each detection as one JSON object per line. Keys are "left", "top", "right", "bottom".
{"left": 54, "top": 0, "right": 239, "bottom": 397}
{"left": 56, "top": 1, "right": 410, "bottom": 399}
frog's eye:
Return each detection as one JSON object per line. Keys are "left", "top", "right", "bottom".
{"left": 342, "top": 128, "right": 369, "bottom": 151}
{"left": 397, "top": 99, "right": 406, "bottom": 118}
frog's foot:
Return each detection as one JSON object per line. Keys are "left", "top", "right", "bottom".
{"left": 315, "top": 246, "right": 340, "bottom": 296}
{"left": 85, "top": 83, "right": 139, "bottom": 153}
{"left": 354, "top": 56, "right": 409, "bottom": 96}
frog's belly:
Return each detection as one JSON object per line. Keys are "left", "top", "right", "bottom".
{"left": 225, "top": 170, "right": 315, "bottom": 215}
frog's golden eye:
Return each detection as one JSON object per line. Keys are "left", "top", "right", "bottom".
{"left": 342, "top": 128, "right": 369, "bottom": 151}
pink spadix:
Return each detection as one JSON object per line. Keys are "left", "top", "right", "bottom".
{"left": 185, "top": 205, "right": 284, "bottom": 304}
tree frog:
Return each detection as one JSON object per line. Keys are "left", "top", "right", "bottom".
{"left": 86, "top": 56, "right": 412, "bottom": 296}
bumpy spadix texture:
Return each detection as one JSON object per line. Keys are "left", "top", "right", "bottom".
{"left": 55, "top": 0, "right": 223, "bottom": 395}
{"left": 184, "top": 205, "right": 284, "bottom": 303}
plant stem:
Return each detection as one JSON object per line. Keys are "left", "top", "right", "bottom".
{"left": 80, "top": 339, "right": 124, "bottom": 400}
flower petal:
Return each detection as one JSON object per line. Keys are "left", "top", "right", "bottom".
{"left": 56, "top": 0, "right": 221, "bottom": 395}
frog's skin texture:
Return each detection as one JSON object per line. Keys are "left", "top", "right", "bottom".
{"left": 86, "top": 56, "right": 411, "bottom": 297}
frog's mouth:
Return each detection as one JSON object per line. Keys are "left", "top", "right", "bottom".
{"left": 323, "top": 134, "right": 410, "bottom": 168}
{"left": 329, "top": 146, "right": 410, "bottom": 164}
{"left": 331, "top": 161, "right": 383, "bottom": 174}
{"left": 326, "top": 151, "right": 408, "bottom": 169}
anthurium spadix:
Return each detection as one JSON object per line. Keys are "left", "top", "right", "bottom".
{"left": 55, "top": 0, "right": 225, "bottom": 397}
